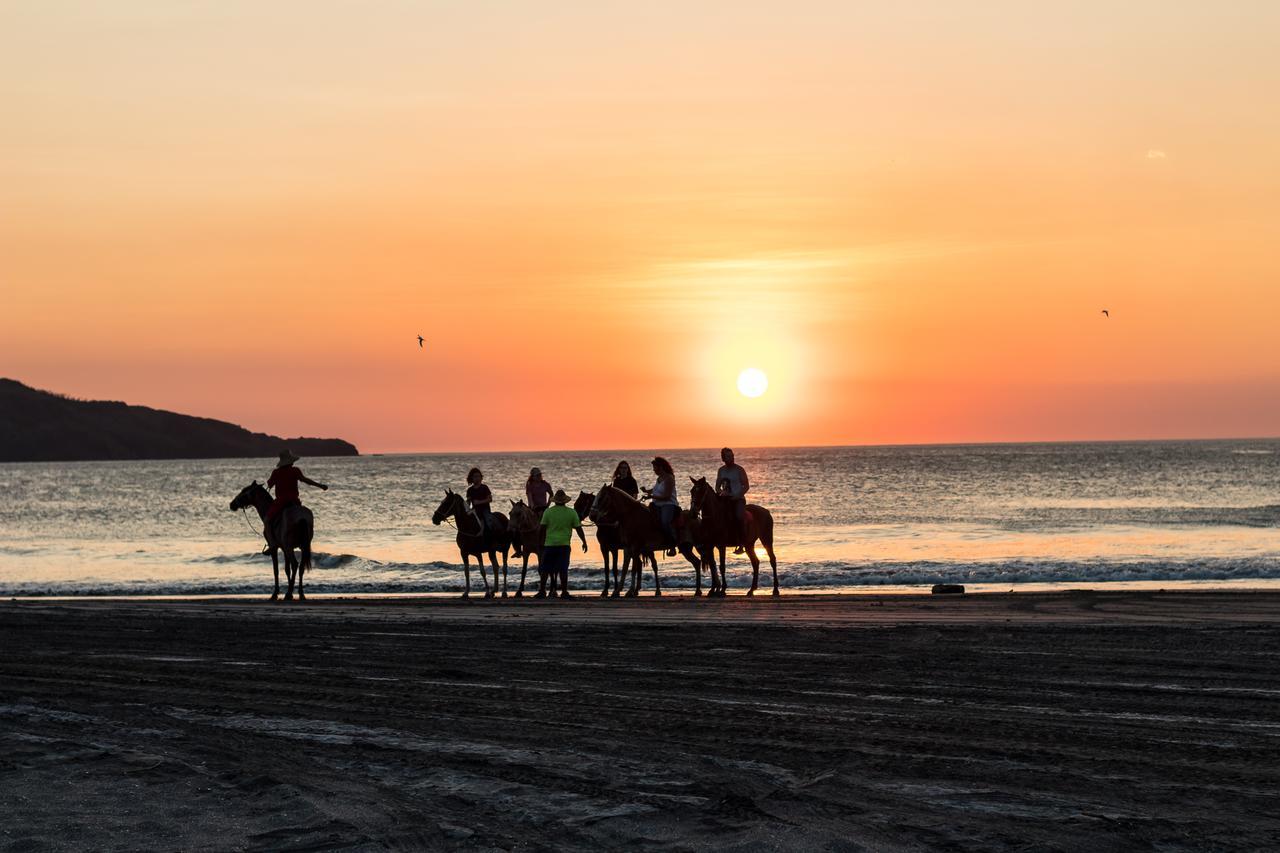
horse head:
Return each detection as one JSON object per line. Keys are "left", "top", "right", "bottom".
{"left": 230, "top": 481, "right": 269, "bottom": 512}
{"left": 593, "top": 481, "right": 624, "bottom": 522}
{"left": 688, "top": 476, "right": 712, "bottom": 510}
{"left": 431, "top": 489, "right": 463, "bottom": 526}
{"left": 508, "top": 500, "right": 538, "bottom": 532}
{"left": 574, "top": 490, "right": 595, "bottom": 522}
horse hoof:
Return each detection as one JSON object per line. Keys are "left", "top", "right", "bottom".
{"left": 693, "top": 590, "right": 703, "bottom": 597}
{"left": 514, "top": 591, "right": 523, "bottom": 599}
{"left": 501, "top": 591, "right": 508, "bottom": 598}
{"left": 461, "top": 592, "right": 470, "bottom": 599}
{"left": 654, "top": 590, "right": 662, "bottom": 597}
{"left": 269, "top": 594, "right": 279, "bottom": 602}
{"left": 747, "top": 589, "right": 756, "bottom": 597}
{"left": 772, "top": 588, "right": 780, "bottom": 597}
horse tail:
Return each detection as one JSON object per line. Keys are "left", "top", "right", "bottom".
{"left": 300, "top": 517, "right": 313, "bottom": 570}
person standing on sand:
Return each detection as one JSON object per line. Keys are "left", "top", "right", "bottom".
{"left": 642, "top": 456, "right": 679, "bottom": 557}
{"left": 539, "top": 489, "right": 587, "bottom": 598}
{"left": 715, "top": 447, "right": 750, "bottom": 554}
{"left": 612, "top": 461, "right": 639, "bottom": 498}
{"left": 525, "top": 467, "right": 553, "bottom": 516}
{"left": 265, "top": 450, "right": 327, "bottom": 540}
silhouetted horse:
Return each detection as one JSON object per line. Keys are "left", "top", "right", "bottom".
{"left": 229, "top": 481, "right": 313, "bottom": 601}
{"left": 593, "top": 485, "right": 709, "bottom": 596}
{"left": 431, "top": 489, "right": 511, "bottom": 598}
{"left": 575, "top": 490, "right": 626, "bottom": 596}
{"left": 507, "top": 500, "right": 546, "bottom": 597}
{"left": 688, "top": 477, "right": 779, "bottom": 596}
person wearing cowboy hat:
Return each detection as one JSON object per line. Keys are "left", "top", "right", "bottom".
{"left": 538, "top": 488, "right": 587, "bottom": 599}
{"left": 265, "top": 449, "right": 328, "bottom": 536}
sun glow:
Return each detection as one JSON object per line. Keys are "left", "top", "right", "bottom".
{"left": 737, "top": 368, "right": 769, "bottom": 398}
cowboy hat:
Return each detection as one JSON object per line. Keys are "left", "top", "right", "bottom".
{"left": 275, "top": 449, "right": 300, "bottom": 468}
{"left": 552, "top": 489, "right": 571, "bottom": 504}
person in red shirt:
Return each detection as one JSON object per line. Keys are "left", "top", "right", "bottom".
{"left": 265, "top": 450, "right": 328, "bottom": 534}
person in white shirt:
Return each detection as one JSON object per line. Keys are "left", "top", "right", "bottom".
{"left": 715, "top": 447, "right": 750, "bottom": 553}
{"left": 642, "top": 456, "right": 679, "bottom": 556}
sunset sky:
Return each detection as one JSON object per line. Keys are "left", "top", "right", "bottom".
{"left": 4, "top": 2, "right": 1279, "bottom": 452}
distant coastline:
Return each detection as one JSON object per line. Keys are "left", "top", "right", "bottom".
{"left": 0, "top": 378, "right": 358, "bottom": 462}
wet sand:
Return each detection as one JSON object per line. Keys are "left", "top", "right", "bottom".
{"left": 3, "top": 591, "right": 1280, "bottom": 850}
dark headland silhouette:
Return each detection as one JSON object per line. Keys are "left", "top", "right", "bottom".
{"left": 0, "top": 379, "right": 358, "bottom": 462}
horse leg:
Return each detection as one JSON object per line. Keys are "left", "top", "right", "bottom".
{"left": 499, "top": 549, "right": 508, "bottom": 598}
{"left": 270, "top": 549, "right": 280, "bottom": 601}
{"left": 684, "top": 544, "right": 702, "bottom": 597}
{"left": 516, "top": 551, "right": 528, "bottom": 597}
{"left": 297, "top": 560, "right": 306, "bottom": 602}
{"left": 481, "top": 552, "right": 494, "bottom": 599}
{"left": 746, "top": 539, "right": 759, "bottom": 596}
{"left": 462, "top": 552, "right": 471, "bottom": 599}
{"left": 600, "top": 548, "right": 610, "bottom": 597}
{"left": 282, "top": 548, "right": 296, "bottom": 601}
{"left": 718, "top": 546, "right": 729, "bottom": 597}
{"left": 761, "top": 521, "right": 780, "bottom": 596}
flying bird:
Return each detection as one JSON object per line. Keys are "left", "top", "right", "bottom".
{"left": 1101, "top": 310, "right": 1109, "bottom": 318}
{"left": 417, "top": 335, "right": 424, "bottom": 348}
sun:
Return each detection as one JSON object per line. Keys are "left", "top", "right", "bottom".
{"left": 736, "top": 367, "right": 768, "bottom": 398}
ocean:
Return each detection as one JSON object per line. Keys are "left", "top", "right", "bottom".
{"left": 1, "top": 441, "right": 1278, "bottom": 596}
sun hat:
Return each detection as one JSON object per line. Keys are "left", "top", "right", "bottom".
{"left": 552, "top": 489, "right": 571, "bottom": 504}
{"left": 276, "top": 449, "right": 300, "bottom": 468}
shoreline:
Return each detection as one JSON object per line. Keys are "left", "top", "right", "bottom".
{"left": 8, "top": 578, "right": 1280, "bottom": 605}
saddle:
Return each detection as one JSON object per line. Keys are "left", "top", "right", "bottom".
{"left": 647, "top": 503, "right": 684, "bottom": 526}
{"left": 266, "top": 502, "right": 306, "bottom": 549}
{"left": 716, "top": 495, "right": 753, "bottom": 524}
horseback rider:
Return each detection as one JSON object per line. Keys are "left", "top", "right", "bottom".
{"left": 525, "top": 467, "right": 553, "bottom": 516}
{"left": 715, "top": 447, "right": 750, "bottom": 554}
{"left": 466, "top": 467, "right": 494, "bottom": 540}
{"left": 265, "top": 450, "right": 327, "bottom": 543}
{"left": 642, "top": 456, "right": 679, "bottom": 557}
{"left": 612, "top": 461, "right": 639, "bottom": 498}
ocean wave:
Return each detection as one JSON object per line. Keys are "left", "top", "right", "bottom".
{"left": 6, "top": 556, "right": 1280, "bottom": 597}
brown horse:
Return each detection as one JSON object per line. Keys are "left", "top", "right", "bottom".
{"left": 430, "top": 489, "right": 511, "bottom": 598}
{"left": 507, "top": 500, "right": 546, "bottom": 597}
{"left": 230, "top": 481, "right": 313, "bottom": 602}
{"left": 688, "top": 477, "right": 779, "bottom": 596}
{"left": 593, "top": 485, "right": 709, "bottom": 596}
{"left": 575, "top": 490, "right": 626, "bottom": 596}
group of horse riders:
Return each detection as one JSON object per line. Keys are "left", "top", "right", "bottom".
{"left": 464, "top": 450, "right": 751, "bottom": 554}
{"left": 236, "top": 447, "right": 777, "bottom": 601}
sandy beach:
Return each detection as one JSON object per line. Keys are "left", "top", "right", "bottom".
{"left": 3, "top": 591, "right": 1279, "bottom": 851}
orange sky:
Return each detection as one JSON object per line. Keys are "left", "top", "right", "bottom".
{"left": 4, "top": 2, "right": 1279, "bottom": 451}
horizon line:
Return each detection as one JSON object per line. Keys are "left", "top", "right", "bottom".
{"left": 359, "top": 434, "right": 1280, "bottom": 457}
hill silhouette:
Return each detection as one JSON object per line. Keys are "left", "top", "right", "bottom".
{"left": 0, "top": 379, "right": 358, "bottom": 462}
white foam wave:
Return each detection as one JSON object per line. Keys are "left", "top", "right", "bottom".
{"left": 6, "top": 556, "right": 1280, "bottom": 597}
